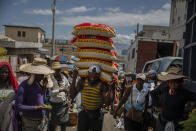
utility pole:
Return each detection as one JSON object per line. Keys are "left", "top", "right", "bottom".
{"left": 136, "top": 23, "right": 139, "bottom": 35}
{"left": 51, "top": 0, "right": 56, "bottom": 56}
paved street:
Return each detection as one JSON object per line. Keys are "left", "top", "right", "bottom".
{"left": 57, "top": 113, "right": 123, "bottom": 131}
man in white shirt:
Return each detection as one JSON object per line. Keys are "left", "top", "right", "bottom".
{"left": 49, "top": 62, "right": 70, "bottom": 131}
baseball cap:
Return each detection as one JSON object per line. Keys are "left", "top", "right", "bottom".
{"left": 136, "top": 73, "right": 146, "bottom": 81}
{"left": 88, "top": 64, "right": 101, "bottom": 74}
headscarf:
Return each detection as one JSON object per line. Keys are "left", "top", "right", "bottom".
{"left": 0, "top": 62, "right": 19, "bottom": 92}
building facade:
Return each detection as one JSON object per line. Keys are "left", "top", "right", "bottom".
{"left": 169, "top": 0, "right": 188, "bottom": 56}
{"left": 43, "top": 39, "right": 75, "bottom": 60}
{"left": 183, "top": 0, "right": 196, "bottom": 90}
{"left": 140, "top": 25, "right": 170, "bottom": 40}
{"left": 4, "top": 25, "right": 45, "bottom": 43}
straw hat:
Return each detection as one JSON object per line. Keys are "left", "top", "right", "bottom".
{"left": 158, "top": 67, "right": 185, "bottom": 81}
{"left": 125, "top": 72, "right": 133, "bottom": 76}
{"left": 20, "top": 58, "right": 54, "bottom": 75}
{"left": 52, "top": 61, "right": 62, "bottom": 70}
{"left": 64, "top": 71, "right": 69, "bottom": 75}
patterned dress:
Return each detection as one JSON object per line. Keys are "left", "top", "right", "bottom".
{"left": 0, "top": 82, "right": 15, "bottom": 131}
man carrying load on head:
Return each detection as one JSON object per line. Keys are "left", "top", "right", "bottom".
{"left": 70, "top": 64, "right": 114, "bottom": 131}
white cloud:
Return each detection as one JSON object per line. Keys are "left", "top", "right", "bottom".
{"left": 56, "top": 3, "right": 171, "bottom": 27}
{"left": 21, "top": 0, "right": 27, "bottom": 3}
{"left": 65, "top": 6, "right": 96, "bottom": 14}
{"left": 114, "top": 34, "right": 135, "bottom": 45}
{"left": 23, "top": 6, "right": 95, "bottom": 15}
{"left": 105, "top": 8, "right": 120, "bottom": 12}
{"left": 24, "top": 9, "right": 63, "bottom": 15}
{"left": 162, "top": 3, "right": 171, "bottom": 10}
{"left": 13, "top": 0, "right": 28, "bottom": 6}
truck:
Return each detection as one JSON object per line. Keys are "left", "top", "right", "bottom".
{"left": 126, "top": 37, "right": 179, "bottom": 73}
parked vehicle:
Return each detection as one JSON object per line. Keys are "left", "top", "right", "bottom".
{"left": 142, "top": 57, "right": 183, "bottom": 73}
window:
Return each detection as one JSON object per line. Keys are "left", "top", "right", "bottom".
{"left": 191, "top": 46, "right": 196, "bottom": 81}
{"left": 183, "top": 48, "right": 191, "bottom": 77}
{"left": 144, "top": 63, "right": 153, "bottom": 73}
{"left": 178, "top": 17, "right": 181, "bottom": 24}
{"left": 172, "top": 19, "right": 175, "bottom": 24}
{"left": 17, "top": 31, "right": 21, "bottom": 37}
{"left": 173, "top": 1, "right": 176, "bottom": 8}
{"left": 132, "top": 48, "right": 135, "bottom": 59}
{"left": 151, "top": 61, "right": 161, "bottom": 72}
{"left": 184, "top": 14, "right": 186, "bottom": 20}
{"left": 22, "top": 31, "right": 26, "bottom": 37}
{"left": 169, "top": 59, "right": 183, "bottom": 69}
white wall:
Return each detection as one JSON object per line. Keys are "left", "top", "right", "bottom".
{"left": 169, "top": 0, "right": 188, "bottom": 54}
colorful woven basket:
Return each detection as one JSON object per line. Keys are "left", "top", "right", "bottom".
{"left": 72, "top": 23, "right": 116, "bottom": 38}
{"left": 74, "top": 49, "right": 117, "bottom": 62}
{"left": 75, "top": 58, "right": 117, "bottom": 73}
{"left": 71, "top": 35, "right": 114, "bottom": 50}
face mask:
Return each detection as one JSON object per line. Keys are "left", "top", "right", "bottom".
{"left": 126, "top": 77, "right": 132, "bottom": 81}
{"left": 148, "top": 80, "right": 154, "bottom": 83}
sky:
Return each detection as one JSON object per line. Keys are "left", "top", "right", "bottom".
{"left": 0, "top": 0, "right": 171, "bottom": 48}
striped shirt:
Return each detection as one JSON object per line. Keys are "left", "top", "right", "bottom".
{"left": 81, "top": 79, "right": 103, "bottom": 110}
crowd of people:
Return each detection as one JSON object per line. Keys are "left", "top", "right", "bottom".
{"left": 0, "top": 57, "right": 196, "bottom": 131}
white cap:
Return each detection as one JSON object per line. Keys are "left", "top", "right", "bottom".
{"left": 88, "top": 64, "right": 101, "bottom": 74}
{"left": 136, "top": 73, "right": 146, "bottom": 81}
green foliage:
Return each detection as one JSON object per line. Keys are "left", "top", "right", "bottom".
{"left": 180, "top": 112, "right": 196, "bottom": 131}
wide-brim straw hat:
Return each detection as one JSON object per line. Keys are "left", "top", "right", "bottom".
{"left": 52, "top": 61, "right": 69, "bottom": 71}
{"left": 52, "top": 61, "right": 62, "bottom": 70}
{"left": 158, "top": 67, "right": 185, "bottom": 81}
{"left": 20, "top": 58, "right": 54, "bottom": 75}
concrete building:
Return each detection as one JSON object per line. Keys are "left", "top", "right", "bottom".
{"left": 0, "top": 35, "right": 43, "bottom": 71}
{"left": 43, "top": 39, "right": 75, "bottom": 60}
{"left": 0, "top": 25, "right": 46, "bottom": 71}
{"left": 138, "top": 25, "right": 170, "bottom": 40}
{"left": 183, "top": 0, "right": 196, "bottom": 92}
{"left": 126, "top": 25, "right": 176, "bottom": 73}
{"left": 169, "top": 0, "right": 188, "bottom": 56}
{"left": 4, "top": 25, "right": 45, "bottom": 43}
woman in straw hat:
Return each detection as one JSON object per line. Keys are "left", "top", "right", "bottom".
{"left": 15, "top": 58, "right": 54, "bottom": 131}
{"left": 0, "top": 62, "right": 19, "bottom": 131}
{"left": 150, "top": 68, "right": 196, "bottom": 131}
{"left": 48, "top": 61, "right": 70, "bottom": 131}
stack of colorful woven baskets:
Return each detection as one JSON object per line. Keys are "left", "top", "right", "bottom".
{"left": 72, "top": 23, "right": 118, "bottom": 83}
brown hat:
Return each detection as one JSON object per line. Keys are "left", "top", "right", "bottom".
{"left": 158, "top": 67, "right": 185, "bottom": 81}
{"left": 125, "top": 72, "right": 133, "bottom": 76}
